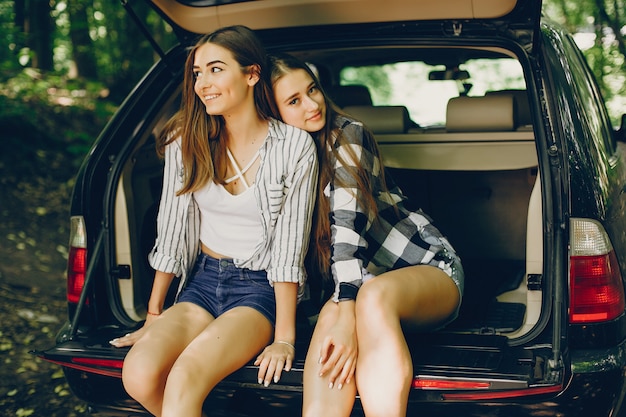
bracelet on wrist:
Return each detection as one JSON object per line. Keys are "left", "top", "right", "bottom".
{"left": 275, "top": 340, "right": 295, "bottom": 350}
{"left": 147, "top": 311, "right": 161, "bottom": 316}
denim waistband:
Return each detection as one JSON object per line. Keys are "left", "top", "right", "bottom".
{"left": 197, "top": 252, "right": 237, "bottom": 272}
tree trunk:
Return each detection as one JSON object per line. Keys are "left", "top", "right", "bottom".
{"left": 28, "top": 0, "right": 54, "bottom": 71}
{"left": 13, "top": 0, "right": 26, "bottom": 42}
{"left": 5, "top": 0, "right": 27, "bottom": 67}
{"left": 67, "top": 0, "right": 98, "bottom": 78}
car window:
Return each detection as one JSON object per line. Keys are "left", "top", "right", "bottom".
{"left": 340, "top": 58, "right": 525, "bottom": 127}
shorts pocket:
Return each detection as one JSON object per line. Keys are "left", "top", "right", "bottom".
{"left": 240, "top": 269, "right": 271, "bottom": 290}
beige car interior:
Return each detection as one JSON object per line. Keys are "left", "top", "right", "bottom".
{"left": 151, "top": 0, "right": 521, "bottom": 35}
{"left": 343, "top": 91, "right": 541, "bottom": 336}
{"left": 113, "top": 41, "right": 542, "bottom": 337}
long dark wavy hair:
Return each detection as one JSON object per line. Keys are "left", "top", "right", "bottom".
{"left": 270, "top": 53, "right": 391, "bottom": 279}
{"left": 158, "top": 25, "right": 277, "bottom": 195}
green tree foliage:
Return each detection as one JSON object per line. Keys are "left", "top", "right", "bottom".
{"left": 88, "top": 0, "right": 176, "bottom": 101}
{"left": 0, "top": 0, "right": 178, "bottom": 165}
{"left": 1, "top": 0, "right": 54, "bottom": 75}
{"left": 1, "top": 0, "right": 176, "bottom": 100}
{"left": 0, "top": 1, "right": 22, "bottom": 74}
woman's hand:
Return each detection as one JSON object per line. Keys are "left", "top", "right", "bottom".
{"left": 254, "top": 340, "right": 295, "bottom": 387}
{"left": 109, "top": 312, "right": 161, "bottom": 348}
{"left": 318, "top": 301, "right": 357, "bottom": 389}
{"left": 111, "top": 271, "right": 173, "bottom": 348}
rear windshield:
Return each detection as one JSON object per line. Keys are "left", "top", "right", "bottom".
{"left": 340, "top": 58, "right": 525, "bottom": 127}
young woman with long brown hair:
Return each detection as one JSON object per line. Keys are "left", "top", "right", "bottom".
{"left": 270, "top": 53, "right": 464, "bottom": 417}
{"left": 110, "top": 28, "right": 317, "bottom": 417}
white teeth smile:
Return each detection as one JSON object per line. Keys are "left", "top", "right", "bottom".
{"left": 204, "top": 94, "right": 218, "bottom": 100}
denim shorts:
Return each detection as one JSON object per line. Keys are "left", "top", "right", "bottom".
{"left": 177, "top": 253, "right": 276, "bottom": 326}
{"left": 443, "top": 256, "right": 464, "bottom": 325}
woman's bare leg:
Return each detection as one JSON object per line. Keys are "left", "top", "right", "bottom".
{"left": 122, "top": 302, "right": 213, "bottom": 416}
{"left": 161, "top": 306, "right": 273, "bottom": 417}
{"left": 303, "top": 300, "right": 357, "bottom": 417}
{"left": 355, "top": 266, "right": 460, "bottom": 417}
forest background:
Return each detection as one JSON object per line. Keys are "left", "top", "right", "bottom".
{"left": 0, "top": 1, "right": 625, "bottom": 417}
{"left": 2, "top": 0, "right": 625, "bottom": 182}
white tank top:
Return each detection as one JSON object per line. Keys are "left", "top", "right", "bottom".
{"left": 195, "top": 181, "right": 262, "bottom": 259}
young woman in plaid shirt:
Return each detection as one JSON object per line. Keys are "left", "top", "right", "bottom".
{"left": 270, "top": 54, "right": 464, "bottom": 417}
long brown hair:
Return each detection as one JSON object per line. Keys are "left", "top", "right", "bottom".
{"left": 270, "top": 53, "right": 390, "bottom": 279}
{"left": 158, "top": 25, "right": 277, "bottom": 195}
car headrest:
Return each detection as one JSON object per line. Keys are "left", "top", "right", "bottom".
{"left": 486, "top": 89, "right": 531, "bottom": 127}
{"left": 344, "top": 105, "right": 411, "bottom": 134}
{"left": 327, "top": 84, "right": 373, "bottom": 108}
{"left": 446, "top": 95, "right": 516, "bottom": 132}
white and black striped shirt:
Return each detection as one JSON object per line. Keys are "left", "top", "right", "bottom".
{"left": 148, "top": 118, "right": 318, "bottom": 298}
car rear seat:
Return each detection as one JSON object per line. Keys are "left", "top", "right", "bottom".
{"left": 446, "top": 94, "right": 517, "bottom": 132}
{"left": 345, "top": 96, "right": 538, "bottom": 332}
{"left": 343, "top": 104, "right": 412, "bottom": 134}
{"left": 341, "top": 96, "right": 536, "bottom": 262}
{"left": 486, "top": 89, "right": 532, "bottom": 128}
{"left": 366, "top": 95, "right": 535, "bottom": 171}
{"left": 447, "top": 93, "right": 539, "bottom": 332}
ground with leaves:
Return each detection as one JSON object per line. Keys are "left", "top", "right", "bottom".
{"left": 0, "top": 149, "right": 90, "bottom": 417}
{"left": 0, "top": 74, "right": 117, "bottom": 417}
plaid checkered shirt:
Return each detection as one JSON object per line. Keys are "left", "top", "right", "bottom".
{"left": 329, "top": 116, "right": 460, "bottom": 302}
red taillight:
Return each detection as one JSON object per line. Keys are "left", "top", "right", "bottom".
{"left": 442, "top": 384, "right": 563, "bottom": 400}
{"left": 413, "top": 377, "right": 490, "bottom": 390}
{"left": 569, "top": 218, "right": 625, "bottom": 323}
{"left": 43, "top": 357, "right": 123, "bottom": 378}
{"left": 412, "top": 376, "right": 563, "bottom": 400}
{"left": 67, "top": 246, "right": 87, "bottom": 304}
{"left": 67, "top": 216, "right": 88, "bottom": 304}
{"left": 72, "top": 357, "right": 124, "bottom": 369}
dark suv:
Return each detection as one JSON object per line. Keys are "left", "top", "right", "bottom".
{"left": 38, "top": 0, "right": 626, "bottom": 416}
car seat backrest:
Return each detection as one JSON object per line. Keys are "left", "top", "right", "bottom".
{"left": 486, "top": 89, "right": 532, "bottom": 128}
{"left": 327, "top": 84, "right": 373, "bottom": 108}
{"left": 343, "top": 105, "right": 411, "bottom": 134}
{"left": 446, "top": 95, "right": 516, "bottom": 132}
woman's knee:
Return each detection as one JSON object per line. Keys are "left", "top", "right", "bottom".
{"left": 167, "top": 356, "right": 205, "bottom": 389}
{"left": 357, "top": 267, "right": 460, "bottom": 320}
{"left": 303, "top": 401, "right": 347, "bottom": 417}
{"left": 122, "top": 349, "right": 163, "bottom": 401}
{"left": 122, "top": 364, "right": 157, "bottom": 403}
{"left": 355, "top": 278, "right": 392, "bottom": 319}
{"left": 316, "top": 300, "right": 341, "bottom": 328}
